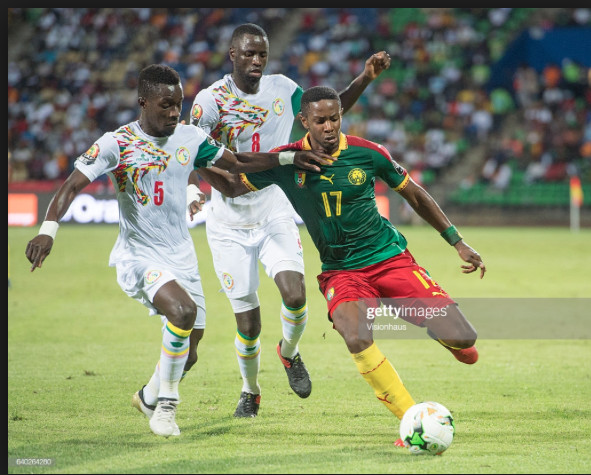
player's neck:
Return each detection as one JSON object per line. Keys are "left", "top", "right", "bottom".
{"left": 231, "top": 73, "right": 260, "bottom": 95}
{"left": 308, "top": 138, "right": 337, "bottom": 156}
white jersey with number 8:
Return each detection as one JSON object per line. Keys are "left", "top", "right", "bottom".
{"left": 192, "top": 73, "right": 303, "bottom": 227}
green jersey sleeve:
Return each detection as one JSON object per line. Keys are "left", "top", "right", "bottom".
{"left": 291, "top": 86, "right": 304, "bottom": 115}
{"left": 373, "top": 149, "right": 410, "bottom": 192}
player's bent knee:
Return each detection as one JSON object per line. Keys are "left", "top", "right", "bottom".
{"left": 168, "top": 300, "right": 198, "bottom": 331}
{"left": 283, "top": 293, "right": 306, "bottom": 310}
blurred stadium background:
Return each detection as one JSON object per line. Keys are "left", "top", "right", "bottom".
{"left": 7, "top": 8, "right": 591, "bottom": 228}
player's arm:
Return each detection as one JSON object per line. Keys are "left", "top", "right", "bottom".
{"left": 25, "top": 169, "right": 91, "bottom": 271}
{"left": 196, "top": 167, "right": 249, "bottom": 198}
{"left": 213, "top": 148, "right": 332, "bottom": 174}
{"left": 339, "top": 51, "right": 391, "bottom": 114}
{"left": 397, "top": 178, "right": 486, "bottom": 279}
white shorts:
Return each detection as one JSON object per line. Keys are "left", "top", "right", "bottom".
{"left": 206, "top": 215, "right": 305, "bottom": 299}
{"left": 115, "top": 260, "right": 206, "bottom": 329}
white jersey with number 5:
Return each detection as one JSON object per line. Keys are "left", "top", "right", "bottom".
{"left": 191, "top": 74, "right": 303, "bottom": 227}
{"left": 73, "top": 121, "right": 224, "bottom": 270}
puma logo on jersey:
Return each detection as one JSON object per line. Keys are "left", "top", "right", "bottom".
{"left": 320, "top": 174, "right": 334, "bottom": 185}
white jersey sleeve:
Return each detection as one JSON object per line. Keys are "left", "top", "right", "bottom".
{"left": 190, "top": 89, "right": 219, "bottom": 135}
{"left": 74, "top": 133, "right": 120, "bottom": 182}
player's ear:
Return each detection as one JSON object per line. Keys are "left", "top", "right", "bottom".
{"left": 298, "top": 112, "right": 308, "bottom": 129}
{"left": 138, "top": 97, "right": 146, "bottom": 108}
{"left": 229, "top": 47, "right": 236, "bottom": 63}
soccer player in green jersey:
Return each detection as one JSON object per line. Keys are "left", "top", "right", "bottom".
{"left": 191, "top": 23, "right": 391, "bottom": 417}
{"left": 197, "top": 85, "right": 485, "bottom": 443}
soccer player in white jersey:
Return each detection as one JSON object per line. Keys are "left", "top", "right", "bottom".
{"left": 25, "top": 64, "right": 331, "bottom": 438}
{"left": 191, "top": 23, "right": 391, "bottom": 417}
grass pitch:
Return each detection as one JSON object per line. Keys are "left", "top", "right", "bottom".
{"left": 8, "top": 224, "right": 591, "bottom": 474}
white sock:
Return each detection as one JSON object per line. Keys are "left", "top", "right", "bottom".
{"left": 280, "top": 302, "right": 308, "bottom": 359}
{"left": 158, "top": 321, "right": 191, "bottom": 401}
{"left": 235, "top": 330, "right": 261, "bottom": 395}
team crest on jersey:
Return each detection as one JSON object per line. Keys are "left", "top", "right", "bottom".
{"left": 222, "top": 272, "right": 234, "bottom": 290}
{"left": 348, "top": 168, "right": 366, "bottom": 185}
{"left": 295, "top": 171, "right": 306, "bottom": 188}
{"left": 326, "top": 287, "right": 335, "bottom": 301}
{"left": 272, "top": 98, "right": 285, "bottom": 116}
{"left": 176, "top": 146, "right": 190, "bottom": 165}
{"left": 191, "top": 104, "right": 203, "bottom": 124}
{"left": 145, "top": 270, "right": 162, "bottom": 284}
{"left": 79, "top": 143, "right": 100, "bottom": 165}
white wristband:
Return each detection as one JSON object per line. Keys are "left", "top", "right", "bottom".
{"left": 39, "top": 221, "right": 59, "bottom": 240}
{"left": 186, "top": 184, "right": 200, "bottom": 208}
{"left": 278, "top": 151, "right": 295, "bottom": 166}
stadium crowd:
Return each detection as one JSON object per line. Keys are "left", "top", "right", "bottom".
{"left": 7, "top": 8, "right": 591, "bottom": 194}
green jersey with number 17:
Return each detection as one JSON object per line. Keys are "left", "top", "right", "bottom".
{"left": 241, "top": 133, "right": 410, "bottom": 272}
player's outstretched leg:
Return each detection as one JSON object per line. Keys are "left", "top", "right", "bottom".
{"left": 332, "top": 300, "right": 415, "bottom": 447}
{"left": 425, "top": 304, "right": 479, "bottom": 365}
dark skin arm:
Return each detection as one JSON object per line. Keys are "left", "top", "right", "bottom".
{"left": 398, "top": 178, "right": 486, "bottom": 279}
{"left": 339, "top": 51, "right": 391, "bottom": 114}
{"left": 25, "top": 169, "right": 91, "bottom": 271}
{"left": 214, "top": 148, "right": 332, "bottom": 174}
{"left": 196, "top": 167, "right": 248, "bottom": 198}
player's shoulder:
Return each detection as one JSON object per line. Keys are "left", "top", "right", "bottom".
{"left": 270, "top": 138, "right": 304, "bottom": 153}
{"left": 262, "top": 73, "right": 299, "bottom": 90}
{"left": 174, "top": 123, "right": 206, "bottom": 140}
{"left": 103, "top": 122, "right": 137, "bottom": 144}
{"left": 346, "top": 135, "right": 391, "bottom": 158}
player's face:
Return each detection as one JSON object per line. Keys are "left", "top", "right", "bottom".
{"left": 230, "top": 34, "right": 269, "bottom": 90}
{"left": 301, "top": 100, "right": 343, "bottom": 154}
{"left": 139, "top": 83, "right": 183, "bottom": 137}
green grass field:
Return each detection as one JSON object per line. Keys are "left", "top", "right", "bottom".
{"left": 8, "top": 224, "right": 591, "bottom": 474}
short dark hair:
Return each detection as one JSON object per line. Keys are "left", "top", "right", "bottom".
{"left": 231, "top": 23, "right": 268, "bottom": 46}
{"left": 301, "top": 86, "right": 341, "bottom": 116}
{"left": 138, "top": 64, "right": 180, "bottom": 99}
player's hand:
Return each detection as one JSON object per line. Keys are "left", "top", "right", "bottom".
{"left": 293, "top": 150, "right": 336, "bottom": 173}
{"left": 454, "top": 241, "right": 486, "bottom": 279}
{"left": 25, "top": 235, "right": 54, "bottom": 272}
{"left": 188, "top": 192, "right": 207, "bottom": 221}
{"left": 364, "top": 51, "right": 391, "bottom": 80}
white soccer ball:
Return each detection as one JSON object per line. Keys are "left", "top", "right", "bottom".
{"left": 399, "top": 401, "right": 455, "bottom": 455}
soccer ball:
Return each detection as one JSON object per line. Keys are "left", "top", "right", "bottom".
{"left": 399, "top": 401, "right": 455, "bottom": 455}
